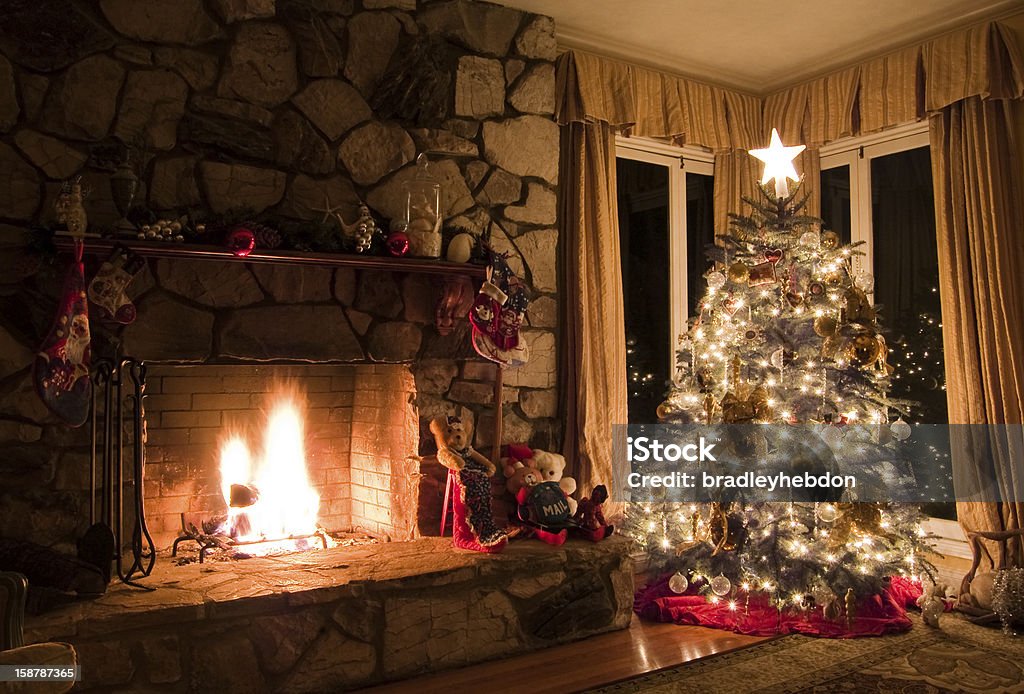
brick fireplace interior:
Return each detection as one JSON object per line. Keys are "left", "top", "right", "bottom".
{"left": 144, "top": 363, "right": 420, "bottom": 549}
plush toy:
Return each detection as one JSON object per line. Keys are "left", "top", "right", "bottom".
{"left": 430, "top": 415, "right": 506, "bottom": 553}
{"left": 530, "top": 450, "right": 578, "bottom": 516}
{"left": 916, "top": 581, "right": 955, "bottom": 627}
{"left": 504, "top": 458, "right": 574, "bottom": 546}
{"left": 572, "top": 485, "right": 614, "bottom": 542}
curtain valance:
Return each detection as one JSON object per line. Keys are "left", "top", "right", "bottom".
{"left": 557, "top": 21, "right": 1024, "bottom": 154}
{"left": 764, "top": 21, "right": 1024, "bottom": 145}
{"left": 555, "top": 49, "right": 763, "bottom": 151}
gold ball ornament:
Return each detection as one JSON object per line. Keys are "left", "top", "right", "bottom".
{"left": 656, "top": 400, "right": 676, "bottom": 420}
{"left": 727, "top": 262, "right": 750, "bottom": 284}
{"left": 847, "top": 333, "right": 881, "bottom": 368}
{"left": 821, "top": 231, "right": 840, "bottom": 249}
{"left": 813, "top": 316, "right": 838, "bottom": 337}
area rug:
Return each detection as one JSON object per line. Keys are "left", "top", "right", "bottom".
{"left": 589, "top": 614, "right": 1024, "bottom": 693}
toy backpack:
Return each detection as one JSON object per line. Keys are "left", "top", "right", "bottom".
{"left": 521, "top": 481, "right": 573, "bottom": 528}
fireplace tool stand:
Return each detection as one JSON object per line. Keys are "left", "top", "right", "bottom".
{"left": 90, "top": 357, "right": 156, "bottom": 589}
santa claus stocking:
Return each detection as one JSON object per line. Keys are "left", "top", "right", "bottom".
{"left": 34, "top": 240, "right": 92, "bottom": 426}
{"left": 88, "top": 246, "right": 143, "bottom": 324}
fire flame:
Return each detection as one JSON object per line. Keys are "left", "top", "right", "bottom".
{"left": 219, "top": 392, "right": 320, "bottom": 547}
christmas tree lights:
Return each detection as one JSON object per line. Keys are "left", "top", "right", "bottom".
{"left": 629, "top": 130, "right": 935, "bottom": 619}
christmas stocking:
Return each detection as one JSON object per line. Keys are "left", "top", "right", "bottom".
{"left": 88, "top": 246, "right": 144, "bottom": 324}
{"left": 452, "top": 466, "right": 507, "bottom": 553}
{"left": 34, "top": 240, "right": 92, "bottom": 427}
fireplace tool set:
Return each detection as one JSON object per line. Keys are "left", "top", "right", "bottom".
{"left": 89, "top": 357, "right": 156, "bottom": 589}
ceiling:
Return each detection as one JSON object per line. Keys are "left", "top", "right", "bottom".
{"left": 498, "top": 0, "right": 1023, "bottom": 94}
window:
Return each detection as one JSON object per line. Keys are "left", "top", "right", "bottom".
{"left": 819, "top": 124, "right": 955, "bottom": 525}
{"left": 615, "top": 137, "right": 715, "bottom": 423}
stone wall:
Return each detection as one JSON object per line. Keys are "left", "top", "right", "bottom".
{"left": 0, "top": 0, "right": 561, "bottom": 550}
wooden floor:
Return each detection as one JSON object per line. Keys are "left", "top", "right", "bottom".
{"left": 361, "top": 551, "right": 967, "bottom": 693}
{"left": 360, "top": 617, "right": 767, "bottom": 694}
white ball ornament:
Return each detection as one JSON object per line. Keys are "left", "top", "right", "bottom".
{"left": 821, "top": 425, "right": 845, "bottom": 447}
{"left": 799, "top": 231, "right": 819, "bottom": 247}
{"left": 668, "top": 571, "right": 689, "bottom": 594}
{"left": 707, "top": 272, "right": 727, "bottom": 290}
{"left": 890, "top": 418, "right": 912, "bottom": 441}
{"left": 710, "top": 575, "right": 732, "bottom": 597}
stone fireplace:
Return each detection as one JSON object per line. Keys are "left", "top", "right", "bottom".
{"left": 0, "top": 2, "right": 638, "bottom": 691}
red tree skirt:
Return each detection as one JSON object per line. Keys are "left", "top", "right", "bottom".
{"left": 635, "top": 574, "right": 923, "bottom": 638}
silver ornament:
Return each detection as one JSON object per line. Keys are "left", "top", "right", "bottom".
{"left": 890, "top": 418, "right": 912, "bottom": 441}
{"left": 668, "top": 571, "right": 689, "bottom": 594}
{"left": 711, "top": 574, "right": 732, "bottom": 596}
{"left": 707, "top": 272, "right": 727, "bottom": 290}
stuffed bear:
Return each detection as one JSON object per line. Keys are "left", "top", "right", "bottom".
{"left": 430, "top": 415, "right": 506, "bottom": 553}
{"left": 531, "top": 450, "right": 578, "bottom": 516}
{"left": 504, "top": 458, "right": 574, "bottom": 546}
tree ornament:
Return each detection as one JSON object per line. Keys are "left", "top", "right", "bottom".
{"left": 807, "top": 281, "right": 826, "bottom": 298}
{"left": 821, "top": 231, "right": 840, "bottom": 249}
{"left": 711, "top": 575, "right": 732, "bottom": 597}
{"left": 748, "top": 261, "right": 777, "bottom": 286}
{"left": 799, "top": 230, "right": 820, "bottom": 247}
{"left": 853, "top": 270, "right": 875, "bottom": 290}
{"left": 669, "top": 571, "right": 690, "bottom": 594}
{"left": 847, "top": 333, "right": 881, "bottom": 368}
{"left": 844, "top": 287, "right": 875, "bottom": 324}
{"left": 816, "top": 503, "right": 841, "bottom": 523}
{"left": 764, "top": 248, "right": 784, "bottom": 265}
{"left": 748, "top": 128, "right": 806, "bottom": 198}
{"left": 770, "top": 348, "right": 794, "bottom": 369}
{"left": 225, "top": 226, "right": 256, "bottom": 257}
{"left": 727, "top": 262, "right": 750, "bottom": 283}
{"left": 707, "top": 271, "right": 727, "bottom": 290}
{"left": 656, "top": 400, "right": 676, "bottom": 420}
{"left": 785, "top": 291, "right": 804, "bottom": 307}
{"left": 813, "top": 315, "right": 838, "bottom": 337}
{"left": 890, "top": 418, "right": 912, "bottom": 441}
{"left": 386, "top": 231, "right": 410, "bottom": 257}
{"left": 721, "top": 386, "right": 771, "bottom": 423}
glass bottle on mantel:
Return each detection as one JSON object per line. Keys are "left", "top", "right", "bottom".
{"left": 403, "top": 153, "right": 443, "bottom": 258}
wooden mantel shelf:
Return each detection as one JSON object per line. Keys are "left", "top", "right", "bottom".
{"left": 56, "top": 237, "right": 488, "bottom": 279}
{"left": 56, "top": 236, "right": 484, "bottom": 337}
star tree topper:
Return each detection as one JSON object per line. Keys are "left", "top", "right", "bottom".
{"left": 749, "top": 128, "right": 806, "bottom": 198}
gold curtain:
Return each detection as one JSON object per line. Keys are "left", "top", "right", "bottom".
{"left": 931, "top": 97, "right": 1024, "bottom": 563}
{"left": 556, "top": 53, "right": 629, "bottom": 505}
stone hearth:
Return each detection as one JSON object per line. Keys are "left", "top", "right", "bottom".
{"left": 25, "top": 537, "right": 634, "bottom": 692}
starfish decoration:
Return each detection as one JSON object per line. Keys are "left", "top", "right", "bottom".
{"left": 749, "top": 128, "right": 806, "bottom": 198}
{"left": 312, "top": 192, "right": 345, "bottom": 225}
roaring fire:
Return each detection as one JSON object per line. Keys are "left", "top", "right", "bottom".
{"left": 218, "top": 390, "right": 320, "bottom": 548}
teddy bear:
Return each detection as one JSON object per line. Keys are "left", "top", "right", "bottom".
{"left": 504, "top": 458, "right": 574, "bottom": 546}
{"left": 530, "top": 450, "right": 578, "bottom": 516}
{"left": 430, "top": 415, "right": 506, "bottom": 553}
{"left": 916, "top": 581, "right": 955, "bottom": 627}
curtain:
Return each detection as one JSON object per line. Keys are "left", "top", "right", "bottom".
{"left": 558, "top": 119, "right": 628, "bottom": 510}
{"left": 930, "top": 96, "right": 1024, "bottom": 568}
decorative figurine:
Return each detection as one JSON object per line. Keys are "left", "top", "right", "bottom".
{"left": 55, "top": 178, "right": 88, "bottom": 237}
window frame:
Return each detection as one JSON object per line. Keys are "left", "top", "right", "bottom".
{"left": 820, "top": 123, "right": 967, "bottom": 557}
{"left": 615, "top": 135, "right": 714, "bottom": 379}
{"left": 818, "top": 121, "right": 931, "bottom": 284}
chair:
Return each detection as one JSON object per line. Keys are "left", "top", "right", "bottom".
{"left": 0, "top": 572, "right": 78, "bottom": 693}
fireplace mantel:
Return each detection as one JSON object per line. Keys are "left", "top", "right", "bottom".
{"left": 56, "top": 237, "right": 484, "bottom": 336}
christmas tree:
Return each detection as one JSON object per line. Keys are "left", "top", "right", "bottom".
{"left": 630, "top": 130, "right": 934, "bottom": 614}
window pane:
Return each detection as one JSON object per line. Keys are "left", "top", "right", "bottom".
{"left": 617, "top": 158, "right": 670, "bottom": 423}
{"left": 870, "top": 146, "right": 951, "bottom": 518}
{"left": 820, "top": 164, "right": 852, "bottom": 244}
{"left": 686, "top": 172, "right": 715, "bottom": 316}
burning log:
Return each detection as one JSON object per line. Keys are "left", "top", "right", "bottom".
{"left": 229, "top": 483, "right": 260, "bottom": 508}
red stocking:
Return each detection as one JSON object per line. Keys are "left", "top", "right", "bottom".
{"left": 34, "top": 240, "right": 91, "bottom": 427}
{"left": 452, "top": 470, "right": 506, "bottom": 553}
